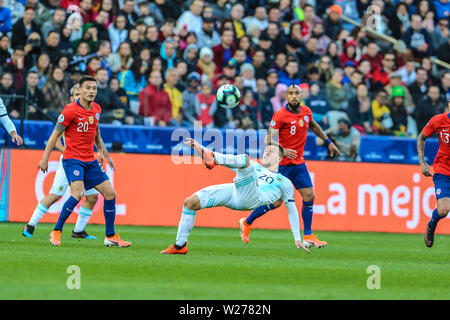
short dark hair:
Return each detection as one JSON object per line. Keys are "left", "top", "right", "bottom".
{"left": 338, "top": 117, "right": 351, "bottom": 128}
{"left": 79, "top": 75, "right": 97, "bottom": 87}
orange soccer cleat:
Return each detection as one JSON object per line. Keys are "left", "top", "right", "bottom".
{"left": 303, "top": 234, "right": 327, "bottom": 248}
{"left": 104, "top": 233, "right": 132, "bottom": 247}
{"left": 160, "top": 244, "right": 188, "bottom": 254}
{"left": 50, "top": 230, "right": 62, "bottom": 246}
{"left": 239, "top": 217, "right": 252, "bottom": 244}
{"left": 186, "top": 138, "right": 216, "bottom": 169}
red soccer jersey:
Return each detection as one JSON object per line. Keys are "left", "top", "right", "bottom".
{"left": 270, "top": 105, "right": 313, "bottom": 165}
{"left": 423, "top": 112, "right": 450, "bottom": 176}
{"left": 58, "top": 100, "right": 101, "bottom": 162}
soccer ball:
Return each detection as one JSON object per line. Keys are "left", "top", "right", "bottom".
{"left": 216, "top": 84, "right": 241, "bottom": 109}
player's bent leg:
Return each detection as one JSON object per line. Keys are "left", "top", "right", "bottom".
{"left": 425, "top": 197, "right": 450, "bottom": 248}
{"left": 23, "top": 194, "right": 62, "bottom": 238}
{"left": 240, "top": 199, "right": 283, "bottom": 244}
{"left": 161, "top": 195, "right": 201, "bottom": 254}
{"left": 72, "top": 193, "right": 98, "bottom": 240}
{"left": 95, "top": 180, "right": 131, "bottom": 247}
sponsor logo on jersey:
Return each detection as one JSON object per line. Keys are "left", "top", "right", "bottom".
{"left": 73, "top": 170, "right": 80, "bottom": 176}
{"left": 290, "top": 120, "right": 296, "bottom": 124}
{"left": 79, "top": 117, "right": 85, "bottom": 120}
{"left": 436, "top": 188, "right": 441, "bottom": 195}
{"left": 89, "top": 116, "right": 94, "bottom": 124}
{"left": 304, "top": 115, "right": 309, "bottom": 122}
{"left": 58, "top": 114, "right": 64, "bottom": 123}
{"left": 299, "top": 119, "right": 304, "bottom": 127}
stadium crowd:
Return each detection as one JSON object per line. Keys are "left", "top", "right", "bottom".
{"left": 0, "top": 0, "right": 449, "bottom": 158}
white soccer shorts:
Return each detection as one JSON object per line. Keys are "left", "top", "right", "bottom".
{"left": 49, "top": 156, "right": 99, "bottom": 197}
{"left": 195, "top": 163, "right": 262, "bottom": 211}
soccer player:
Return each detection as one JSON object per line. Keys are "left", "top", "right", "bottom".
{"left": 0, "top": 97, "right": 23, "bottom": 146}
{"left": 418, "top": 99, "right": 450, "bottom": 248}
{"left": 38, "top": 75, "right": 130, "bottom": 247}
{"left": 160, "top": 138, "right": 311, "bottom": 255}
{"left": 23, "top": 84, "right": 114, "bottom": 240}
{"left": 239, "top": 84, "right": 340, "bottom": 248}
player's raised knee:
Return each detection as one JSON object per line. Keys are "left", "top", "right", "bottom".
{"left": 183, "top": 195, "right": 200, "bottom": 210}
{"left": 437, "top": 200, "right": 450, "bottom": 217}
{"left": 243, "top": 154, "right": 250, "bottom": 168}
{"left": 273, "top": 199, "right": 283, "bottom": 208}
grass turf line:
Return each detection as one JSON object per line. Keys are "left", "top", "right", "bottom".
{"left": 0, "top": 222, "right": 448, "bottom": 300}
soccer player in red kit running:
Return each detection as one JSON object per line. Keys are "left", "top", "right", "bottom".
{"left": 240, "top": 84, "right": 340, "bottom": 248}
{"left": 418, "top": 99, "right": 450, "bottom": 248}
{"left": 38, "top": 75, "right": 131, "bottom": 247}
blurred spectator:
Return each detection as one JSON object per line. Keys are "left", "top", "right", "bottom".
{"left": 0, "top": 72, "right": 17, "bottom": 117}
{"left": 360, "top": 41, "right": 381, "bottom": 74}
{"left": 402, "top": 14, "right": 432, "bottom": 59}
{"left": 23, "top": 31, "right": 41, "bottom": 69}
{"left": 80, "top": 0, "right": 95, "bottom": 24}
{"left": 176, "top": 0, "right": 203, "bottom": 34}
{"left": 344, "top": 70, "right": 363, "bottom": 105}
{"left": 196, "top": 16, "right": 221, "bottom": 49}
{"left": 41, "top": 7, "right": 65, "bottom": 40}
{"left": 241, "top": 63, "right": 257, "bottom": 92}
{"left": 326, "top": 68, "right": 346, "bottom": 111}
{"left": 415, "top": 85, "right": 447, "bottom": 133}
{"left": 298, "top": 36, "right": 320, "bottom": 67}
{"left": 0, "top": 0, "right": 12, "bottom": 34}
{"left": 347, "top": 82, "right": 374, "bottom": 135}
{"left": 212, "top": 28, "right": 235, "bottom": 72}
{"left": 397, "top": 59, "right": 417, "bottom": 86}
{"left": 29, "top": 52, "right": 50, "bottom": 90}
{"left": 270, "top": 83, "right": 287, "bottom": 112}
{"left": 388, "top": 2, "right": 410, "bottom": 40}
{"left": 138, "top": 70, "right": 173, "bottom": 126}
{"left": 230, "top": 3, "right": 245, "bottom": 39}
{"left": 196, "top": 81, "right": 216, "bottom": 128}
{"left": 439, "top": 70, "right": 450, "bottom": 101}
{"left": 316, "top": 55, "right": 333, "bottom": 84}
{"left": 43, "top": 31, "right": 61, "bottom": 65}
{"left": 109, "top": 41, "right": 133, "bottom": 73}
{"left": 278, "top": 59, "right": 301, "bottom": 87}
{"left": 256, "top": 78, "right": 273, "bottom": 129}
{"left": 233, "top": 88, "right": 258, "bottom": 129}
{"left": 120, "top": 0, "right": 138, "bottom": 26}
{"left": 433, "top": 0, "right": 450, "bottom": 20}
{"left": 42, "top": 66, "right": 70, "bottom": 120}
{"left": 318, "top": 118, "right": 361, "bottom": 162}
{"left": 252, "top": 50, "right": 268, "bottom": 79}
{"left": 430, "top": 17, "right": 449, "bottom": 51}
{"left": 270, "top": 52, "right": 287, "bottom": 73}
{"left": 324, "top": 4, "right": 343, "bottom": 39}
{"left": 210, "top": 0, "right": 230, "bottom": 23}
{"left": 164, "top": 67, "right": 183, "bottom": 124}
{"left": 372, "top": 51, "right": 396, "bottom": 89}
{"left": 197, "top": 47, "right": 217, "bottom": 82}
{"left": 4, "top": 46, "right": 26, "bottom": 91}
{"left": 408, "top": 67, "right": 429, "bottom": 104}
{"left": 243, "top": 5, "right": 268, "bottom": 31}
{"left": 389, "top": 86, "right": 409, "bottom": 136}
{"left": 118, "top": 57, "right": 147, "bottom": 114}
{"left": 108, "top": 14, "right": 128, "bottom": 53}
{"left": 11, "top": 6, "right": 40, "bottom": 49}
{"left": 149, "top": 0, "right": 181, "bottom": 22}
{"left": 308, "top": 22, "right": 331, "bottom": 56}
{"left": 182, "top": 44, "right": 198, "bottom": 74}
{"left": 339, "top": 40, "right": 358, "bottom": 68}
{"left": 94, "top": 67, "right": 124, "bottom": 112}
{"left": 109, "top": 76, "right": 129, "bottom": 108}
{"left": 181, "top": 72, "right": 201, "bottom": 127}
{"left": 0, "top": 34, "right": 10, "bottom": 67}
{"left": 384, "top": 72, "right": 415, "bottom": 114}
{"left": 326, "top": 41, "right": 341, "bottom": 69}
{"left": 342, "top": 62, "right": 356, "bottom": 85}
{"left": 266, "top": 69, "right": 278, "bottom": 98}
{"left": 306, "top": 81, "right": 329, "bottom": 128}
{"left": 175, "top": 59, "right": 188, "bottom": 91}
{"left": 372, "top": 89, "right": 393, "bottom": 135}
{"left": 14, "top": 71, "right": 45, "bottom": 120}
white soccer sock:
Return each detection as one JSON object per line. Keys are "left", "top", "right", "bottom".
{"left": 213, "top": 152, "right": 247, "bottom": 169}
{"left": 74, "top": 207, "right": 93, "bottom": 232}
{"left": 175, "top": 207, "right": 196, "bottom": 247}
{"left": 28, "top": 203, "right": 49, "bottom": 227}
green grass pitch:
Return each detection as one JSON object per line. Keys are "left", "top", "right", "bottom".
{"left": 0, "top": 222, "right": 448, "bottom": 300}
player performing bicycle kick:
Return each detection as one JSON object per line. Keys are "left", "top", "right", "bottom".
{"left": 160, "top": 138, "right": 311, "bottom": 255}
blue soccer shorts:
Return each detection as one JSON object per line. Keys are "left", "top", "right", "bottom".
{"left": 62, "top": 158, "right": 109, "bottom": 190}
{"left": 433, "top": 173, "right": 450, "bottom": 200}
{"left": 278, "top": 163, "right": 313, "bottom": 190}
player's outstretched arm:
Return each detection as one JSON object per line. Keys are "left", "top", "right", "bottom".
{"left": 38, "top": 123, "right": 66, "bottom": 173}
{"left": 55, "top": 137, "right": 65, "bottom": 154}
{"left": 284, "top": 200, "right": 311, "bottom": 254}
{"left": 309, "top": 119, "right": 341, "bottom": 157}
{"left": 417, "top": 130, "right": 432, "bottom": 177}
{"left": 0, "top": 97, "right": 23, "bottom": 146}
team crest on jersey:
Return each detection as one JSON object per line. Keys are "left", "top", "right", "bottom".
{"left": 304, "top": 115, "right": 309, "bottom": 123}
{"left": 89, "top": 116, "right": 94, "bottom": 124}
{"left": 299, "top": 119, "right": 304, "bottom": 127}
{"left": 58, "top": 114, "right": 64, "bottom": 123}
{"left": 73, "top": 170, "right": 80, "bottom": 176}
{"left": 436, "top": 188, "right": 441, "bottom": 195}
{"left": 95, "top": 113, "right": 100, "bottom": 121}
{"left": 270, "top": 120, "right": 276, "bottom": 127}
